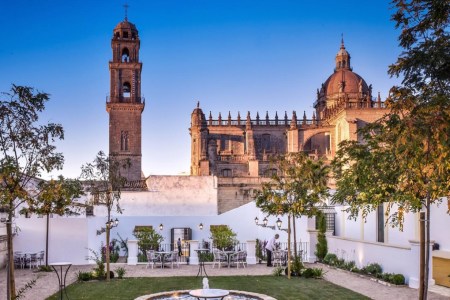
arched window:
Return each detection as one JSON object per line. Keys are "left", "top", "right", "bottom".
{"left": 221, "top": 169, "right": 232, "bottom": 177}
{"left": 123, "top": 82, "right": 131, "bottom": 98}
{"left": 115, "top": 32, "right": 120, "bottom": 39}
{"left": 121, "top": 131, "right": 129, "bottom": 151}
{"left": 122, "top": 48, "right": 130, "bottom": 62}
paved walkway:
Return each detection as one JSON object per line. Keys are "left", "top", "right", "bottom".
{"left": 0, "top": 263, "right": 449, "bottom": 299}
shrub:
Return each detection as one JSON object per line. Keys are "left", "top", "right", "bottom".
{"left": 391, "top": 274, "right": 405, "bottom": 285}
{"left": 363, "top": 263, "right": 382, "bottom": 276}
{"left": 302, "top": 268, "right": 315, "bottom": 278}
{"left": 312, "top": 268, "right": 325, "bottom": 279}
{"left": 342, "top": 260, "right": 356, "bottom": 271}
{"left": 115, "top": 267, "right": 126, "bottom": 279}
{"left": 77, "top": 271, "right": 92, "bottom": 282}
{"left": 272, "top": 266, "right": 284, "bottom": 276}
{"left": 87, "top": 248, "right": 106, "bottom": 279}
{"left": 110, "top": 251, "right": 119, "bottom": 263}
{"left": 323, "top": 253, "right": 337, "bottom": 265}
{"left": 199, "top": 252, "right": 214, "bottom": 262}
{"left": 315, "top": 212, "right": 328, "bottom": 262}
{"left": 335, "top": 258, "right": 345, "bottom": 268}
{"left": 38, "top": 265, "right": 53, "bottom": 272}
{"left": 291, "top": 256, "right": 304, "bottom": 275}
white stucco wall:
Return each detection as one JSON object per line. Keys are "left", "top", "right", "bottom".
{"left": 94, "top": 176, "right": 218, "bottom": 217}
{"left": 14, "top": 217, "right": 89, "bottom": 265}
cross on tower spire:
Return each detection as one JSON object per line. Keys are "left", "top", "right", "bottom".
{"left": 123, "top": 3, "right": 129, "bottom": 21}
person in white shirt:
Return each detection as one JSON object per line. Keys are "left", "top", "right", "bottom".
{"left": 265, "top": 234, "right": 279, "bottom": 267}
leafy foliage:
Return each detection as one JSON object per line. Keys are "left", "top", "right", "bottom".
{"left": 87, "top": 248, "right": 106, "bottom": 279}
{"left": 272, "top": 266, "right": 284, "bottom": 276}
{"left": 332, "top": 2, "right": 449, "bottom": 297}
{"left": 255, "top": 153, "right": 330, "bottom": 218}
{"left": 133, "top": 227, "right": 164, "bottom": 254}
{"left": 0, "top": 85, "right": 66, "bottom": 298}
{"left": 315, "top": 212, "right": 328, "bottom": 262}
{"left": 323, "top": 253, "right": 337, "bottom": 265}
{"left": 115, "top": 267, "right": 126, "bottom": 279}
{"left": 210, "top": 225, "right": 237, "bottom": 250}
{"left": 81, "top": 151, "right": 130, "bottom": 280}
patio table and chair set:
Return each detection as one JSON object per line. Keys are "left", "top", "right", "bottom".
{"left": 145, "top": 250, "right": 180, "bottom": 269}
{"left": 13, "top": 251, "right": 45, "bottom": 269}
{"left": 212, "top": 248, "right": 247, "bottom": 269}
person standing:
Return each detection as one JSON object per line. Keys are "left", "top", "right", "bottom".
{"left": 177, "top": 238, "right": 183, "bottom": 257}
{"left": 265, "top": 234, "right": 279, "bottom": 267}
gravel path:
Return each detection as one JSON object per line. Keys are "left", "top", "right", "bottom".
{"left": 0, "top": 263, "right": 448, "bottom": 300}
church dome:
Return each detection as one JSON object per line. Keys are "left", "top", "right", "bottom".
{"left": 323, "top": 69, "right": 369, "bottom": 96}
{"left": 113, "top": 20, "right": 139, "bottom": 39}
{"left": 320, "top": 39, "right": 369, "bottom": 97}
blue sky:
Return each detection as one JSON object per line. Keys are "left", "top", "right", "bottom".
{"left": 0, "top": 0, "right": 402, "bottom": 178}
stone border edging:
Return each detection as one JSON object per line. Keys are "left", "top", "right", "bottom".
{"left": 134, "top": 289, "right": 277, "bottom": 300}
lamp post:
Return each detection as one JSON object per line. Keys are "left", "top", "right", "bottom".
{"left": 159, "top": 223, "right": 163, "bottom": 231}
{"left": 254, "top": 217, "right": 275, "bottom": 230}
{"left": 199, "top": 223, "right": 204, "bottom": 230}
{"left": 276, "top": 218, "right": 289, "bottom": 232}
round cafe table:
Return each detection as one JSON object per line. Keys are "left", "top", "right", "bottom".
{"left": 194, "top": 249, "right": 209, "bottom": 277}
{"left": 189, "top": 288, "right": 229, "bottom": 300}
{"left": 49, "top": 262, "right": 72, "bottom": 300}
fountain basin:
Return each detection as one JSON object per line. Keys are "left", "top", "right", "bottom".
{"left": 135, "top": 290, "right": 277, "bottom": 300}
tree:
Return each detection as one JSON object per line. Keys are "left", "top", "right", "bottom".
{"left": 210, "top": 225, "right": 238, "bottom": 250}
{"left": 0, "top": 85, "right": 65, "bottom": 300}
{"left": 133, "top": 227, "right": 164, "bottom": 255}
{"left": 254, "top": 152, "right": 330, "bottom": 278}
{"left": 332, "top": 1, "right": 449, "bottom": 298}
{"left": 80, "top": 151, "right": 129, "bottom": 281}
{"left": 21, "top": 176, "right": 84, "bottom": 267}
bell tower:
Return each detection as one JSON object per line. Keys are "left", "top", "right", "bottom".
{"left": 106, "top": 16, "right": 144, "bottom": 182}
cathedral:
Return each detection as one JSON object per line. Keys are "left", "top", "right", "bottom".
{"left": 189, "top": 40, "right": 387, "bottom": 178}
{"left": 104, "top": 16, "right": 390, "bottom": 216}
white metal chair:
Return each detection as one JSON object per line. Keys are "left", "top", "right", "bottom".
{"left": 37, "top": 251, "right": 45, "bottom": 266}
{"left": 14, "top": 252, "right": 24, "bottom": 269}
{"left": 25, "top": 253, "right": 39, "bottom": 269}
{"left": 272, "top": 250, "right": 283, "bottom": 267}
{"left": 230, "top": 251, "right": 247, "bottom": 268}
{"left": 146, "top": 250, "right": 161, "bottom": 269}
{"left": 163, "top": 251, "right": 179, "bottom": 268}
{"left": 212, "top": 249, "right": 228, "bottom": 268}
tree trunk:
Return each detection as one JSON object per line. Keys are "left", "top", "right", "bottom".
{"left": 293, "top": 216, "right": 298, "bottom": 258}
{"left": 7, "top": 209, "right": 16, "bottom": 299}
{"left": 424, "top": 198, "right": 431, "bottom": 299}
{"left": 45, "top": 213, "right": 49, "bottom": 267}
{"left": 106, "top": 208, "right": 111, "bottom": 281}
{"left": 419, "top": 211, "right": 425, "bottom": 300}
{"left": 287, "top": 214, "right": 291, "bottom": 279}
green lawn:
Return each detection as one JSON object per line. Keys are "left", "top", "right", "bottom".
{"left": 47, "top": 276, "right": 369, "bottom": 300}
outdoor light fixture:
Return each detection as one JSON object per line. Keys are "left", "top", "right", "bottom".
{"left": 159, "top": 223, "right": 164, "bottom": 231}
{"left": 254, "top": 216, "right": 275, "bottom": 230}
{"left": 97, "top": 218, "right": 119, "bottom": 235}
{"left": 276, "top": 218, "right": 288, "bottom": 232}
{"left": 276, "top": 218, "right": 282, "bottom": 229}
{"left": 199, "top": 223, "right": 204, "bottom": 230}
{"left": 106, "top": 218, "right": 119, "bottom": 229}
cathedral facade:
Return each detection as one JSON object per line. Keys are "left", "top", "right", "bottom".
{"left": 190, "top": 40, "right": 388, "bottom": 178}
